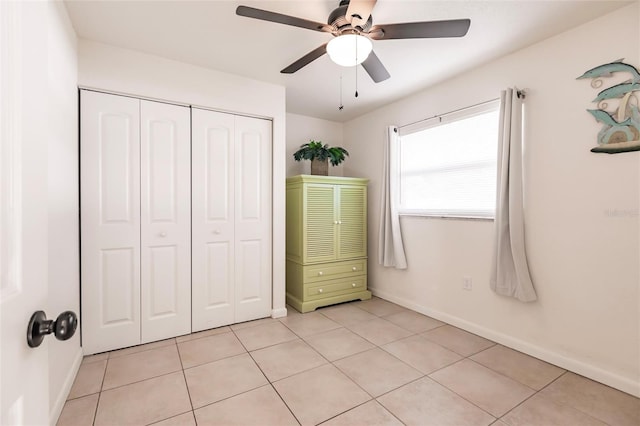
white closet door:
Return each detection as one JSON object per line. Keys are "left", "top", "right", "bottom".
{"left": 81, "top": 91, "right": 141, "bottom": 354}
{"left": 234, "top": 116, "right": 272, "bottom": 322}
{"left": 140, "top": 101, "right": 191, "bottom": 342}
{"left": 191, "top": 109, "right": 236, "bottom": 331}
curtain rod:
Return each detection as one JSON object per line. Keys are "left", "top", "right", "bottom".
{"left": 398, "top": 97, "right": 499, "bottom": 129}
{"left": 398, "top": 89, "right": 526, "bottom": 130}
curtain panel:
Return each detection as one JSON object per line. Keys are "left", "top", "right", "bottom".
{"left": 378, "top": 126, "right": 408, "bottom": 269}
{"left": 490, "top": 88, "right": 537, "bottom": 302}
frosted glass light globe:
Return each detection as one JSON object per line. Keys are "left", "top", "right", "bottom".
{"left": 326, "top": 34, "right": 373, "bottom": 67}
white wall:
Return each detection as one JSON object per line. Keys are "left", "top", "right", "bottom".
{"left": 77, "top": 41, "right": 288, "bottom": 318}
{"left": 47, "top": 1, "right": 81, "bottom": 422}
{"left": 344, "top": 4, "right": 639, "bottom": 396}
{"left": 286, "top": 113, "right": 344, "bottom": 177}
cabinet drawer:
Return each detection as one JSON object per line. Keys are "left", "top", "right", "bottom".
{"left": 305, "top": 276, "right": 367, "bottom": 300}
{"left": 304, "top": 259, "right": 367, "bottom": 283}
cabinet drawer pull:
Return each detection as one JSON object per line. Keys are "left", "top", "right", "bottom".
{"left": 352, "top": 266, "right": 357, "bottom": 271}
{"left": 318, "top": 271, "right": 323, "bottom": 276}
{"left": 159, "top": 232, "right": 167, "bottom": 237}
{"left": 352, "top": 283, "right": 356, "bottom": 287}
{"left": 318, "top": 288, "right": 323, "bottom": 293}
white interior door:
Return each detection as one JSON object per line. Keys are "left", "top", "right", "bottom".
{"left": 191, "top": 109, "right": 235, "bottom": 331}
{"left": 80, "top": 91, "right": 141, "bottom": 354}
{"left": 1, "top": 1, "right": 50, "bottom": 423}
{"left": 234, "top": 116, "right": 272, "bottom": 322}
{"left": 140, "top": 100, "right": 191, "bottom": 342}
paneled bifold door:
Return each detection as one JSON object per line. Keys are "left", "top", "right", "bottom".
{"left": 81, "top": 91, "right": 191, "bottom": 354}
{"left": 191, "top": 108, "right": 272, "bottom": 332}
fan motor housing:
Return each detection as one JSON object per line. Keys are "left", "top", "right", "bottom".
{"left": 329, "top": 2, "right": 373, "bottom": 32}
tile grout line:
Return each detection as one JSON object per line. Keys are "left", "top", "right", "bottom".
{"left": 495, "top": 370, "right": 572, "bottom": 423}
{"left": 336, "top": 307, "right": 506, "bottom": 423}
{"left": 504, "top": 370, "right": 615, "bottom": 426}
{"left": 175, "top": 339, "right": 197, "bottom": 421}
{"left": 227, "top": 328, "right": 302, "bottom": 425}
{"left": 90, "top": 357, "right": 109, "bottom": 426}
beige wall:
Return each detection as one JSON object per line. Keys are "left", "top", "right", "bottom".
{"left": 344, "top": 4, "right": 640, "bottom": 396}
{"left": 286, "top": 113, "right": 345, "bottom": 177}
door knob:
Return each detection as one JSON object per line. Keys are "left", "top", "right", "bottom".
{"left": 27, "top": 310, "right": 78, "bottom": 348}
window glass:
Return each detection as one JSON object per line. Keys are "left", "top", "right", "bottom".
{"left": 398, "top": 103, "right": 499, "bottom": 218}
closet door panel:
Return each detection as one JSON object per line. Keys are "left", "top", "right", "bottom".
{"left": 140, "top": 101, "right": 191, "bottom": 343}
{"left": 81, "top": 91, "right": 141, "bottom": 354}
{"left": 234, "top": 116, "right": 272, "bottom": 322}
{"left": 205, "top": 242, "right": 233, "bottom": 309}
{"left": 192, "top": 109, "right": 235, "bottom": 331}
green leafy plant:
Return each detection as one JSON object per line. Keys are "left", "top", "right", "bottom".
{"left": 293, "top": 140, "right": 349, "bottom": 166}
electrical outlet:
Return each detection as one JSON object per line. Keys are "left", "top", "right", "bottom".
{"left": 463, "top": 276, "right": 472, "bottom": 291}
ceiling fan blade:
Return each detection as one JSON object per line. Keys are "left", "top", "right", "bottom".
{"left": 346, "top": 0, "right": 377, "bottom": 28}
{"left": 281, "top": 44, "right": 328, "bottom": 74}
{"left": 362, "top": 51, "right": 390, "bottom": 83}
{"left": 236, "top": 5, "right": 331, "bottom": 33}
{"left": 370, "top": 19, "right": 471, "bottom": 40}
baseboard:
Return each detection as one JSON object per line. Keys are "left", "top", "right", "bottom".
{"left": 371, "top": 287, "right": 640, "bottom": 398}
{"left": 271, "top": 306, "right": 288, "bottom": 318}
{"left": 50, "top": 346, "right": 83, "bottom": 425}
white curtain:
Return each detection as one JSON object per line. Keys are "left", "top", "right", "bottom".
{"left": 490, "top": 88, "right": 537, "bottom": 302}
{"left": 378, "top": 126, "right": 407, "bottom": 269}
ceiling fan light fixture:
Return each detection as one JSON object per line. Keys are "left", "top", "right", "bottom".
{"left": 326, "top": 34, "right": 372, "bottom": 67}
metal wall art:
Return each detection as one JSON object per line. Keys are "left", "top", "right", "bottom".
{"left": 577, "top": 59, "right": 640, "bottom": 154}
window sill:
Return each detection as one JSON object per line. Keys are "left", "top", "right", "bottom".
{"left": 398, "top": 212, "right": 494, "bottom": 222}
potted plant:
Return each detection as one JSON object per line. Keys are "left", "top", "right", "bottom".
{"left": 293, "top": 140, "right": 349, "bottom": 176}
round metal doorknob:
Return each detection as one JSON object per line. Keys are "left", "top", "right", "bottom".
{"left": 159, "top": 232, "right": 167, "bottom": 237}
{"left": 27, "top": 310, "right": 78, "bottom": 348}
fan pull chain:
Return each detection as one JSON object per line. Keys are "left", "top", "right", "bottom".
{"left": 338, "top": 74, "right": 344, "bottom": 111}
{"left": 354, "top": 39, "right": 359, "bottom": 98}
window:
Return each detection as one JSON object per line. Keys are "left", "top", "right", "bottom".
{"left": 397, "top": 101, "right": 500, "bottom": 219}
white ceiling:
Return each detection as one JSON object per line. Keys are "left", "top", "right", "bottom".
{"left": 64, "top": 0, "right": 630, "bottom": 122}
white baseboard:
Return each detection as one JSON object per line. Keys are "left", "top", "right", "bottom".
{"left": 271, "top": 306, "right": 288, "bottom": 318}
{"left": 371, "top": 287, "right": 640, "bottom": 398}
{"left": 49, "top": 346, "right": 83, "bottom": 425}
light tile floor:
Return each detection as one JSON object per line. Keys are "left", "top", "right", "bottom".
{"left": 58, "top": 297, "right": 640, "bottom": 426}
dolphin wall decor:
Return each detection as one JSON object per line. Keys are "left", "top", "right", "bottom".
{"left": 578, "top": 60, "right": 640, "bottom": 154}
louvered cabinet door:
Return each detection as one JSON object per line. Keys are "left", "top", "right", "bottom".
{"left": 303, "top": 184, "right": 337, "bottom": 264}
{"left": 336, "top": 185, "right": 367, "bottom": 260}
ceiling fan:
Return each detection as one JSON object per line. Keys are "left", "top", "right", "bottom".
{"left": 236, "top": 0, "right": 471, "bottom": 83}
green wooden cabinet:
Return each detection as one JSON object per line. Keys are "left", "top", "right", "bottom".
{"left": 286, "top": 175, "right": 371, "bottom": 313}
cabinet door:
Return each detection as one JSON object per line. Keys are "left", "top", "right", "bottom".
{"left": 81, "top": 91, "right": 141, "bottom": 354}
{"left": 191, "top": 109, "right": 236, "bottom": 331}
{"left": 140, "top": 100, "right": 191, "bottom": 342}
{"left": 337, "top": 185, "right": 367, "bottom": 260}
{"left": 304, "top": 184, "right": 337, "bottom": 263}
{"left": 234, "top": 116, "right": 272, "bottom": 323}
